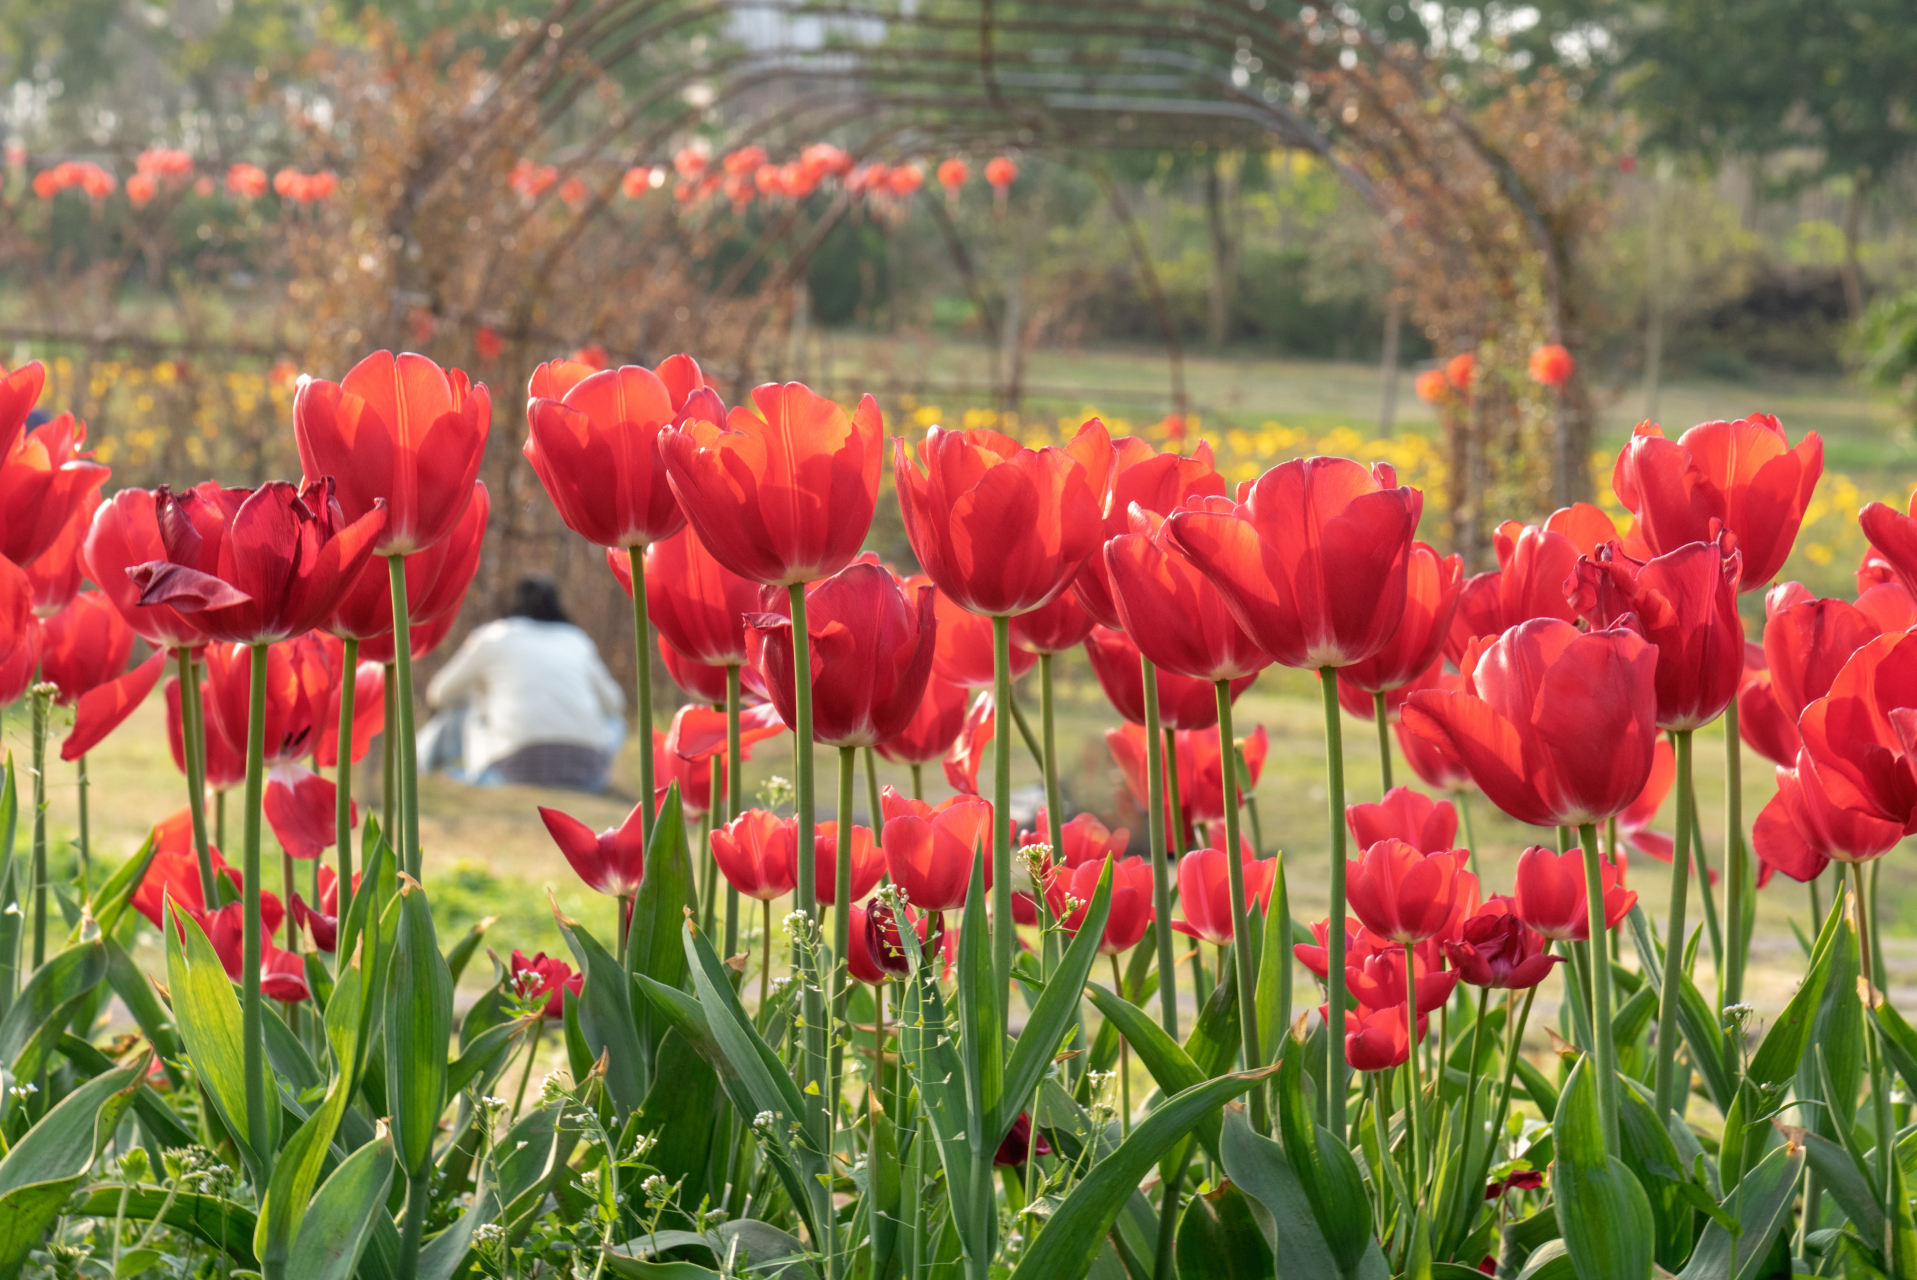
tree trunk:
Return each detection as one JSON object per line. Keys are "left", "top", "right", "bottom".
{"left": 1205, "top": 157, "right": 1232, "bottom": 349}
{"left": 1841, "top": 169, "right": 1869, "bottom": 322}
{"left": 1377, "top": 292, "right": 1402, "bottom": 438}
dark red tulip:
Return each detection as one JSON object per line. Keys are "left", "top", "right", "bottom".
{"left": 1020, "top": 809, "right": 1130, "bottom": 868}
{"left": 129, "top": 480, "right": 388, "bottom": 645}
{"left": 329, "top": 481, "right": 487, "bottom": 643}
{"left": 165, "top": 676, "right": 246, "bottom": 791}
{"left": 943, "top": 692, "right": 993, "bottom": 796}
{"left": 663, "top": 382, "right": 884, "bottom": 587}
{"left": 61, "top": 649, "right": 166, "bottom": 761}
{"left": 1512, "top": 846, "right": 1636, "bottom": 942}
{"left": 1444, "top": 505, "right": 1619, "bottom": 664}
{"left": 1442, "top": 897, "right": 1563, "bottom": 990}
{"left": 896, "top": 420, "right": 1110, "bottom": 617}
{"left": 1404, "top": 618, "right": 1659, "bottom": 828}
{"left": 634, "top": 522, "right": 762, "bottom": 669}
{"left": 1346, "top": 839, "right": 1475, "bottom": 944}
{"left": 1167, "top": 456, "right": 1421, "bottom": 670}
{"left": 710, "top": 809, "right": 799, "bottom": 901}
{"left": 509, "top": 950, "right": 582, "bottom": 1019}
{"left": 1083, "top": 625, "right": 1245, "bottom": 729}
{"left": 791, "top": 821, "right": 884, "bottom": 904}
{"left": 1107, "top": 504, "right": 1271, "bottom": 683}
{"left": 1073, "top": 434, "right": 1227, "bottom": 630}
{"left": 264, "top": 762, "right": 354, "bottom": 859}
{"left": 867, "top": 900, "right": 947, "bottom": 978}
{"left": 539, "top": 801, "right": 647, "bottom": 897}
{"left": 880, "top": 787, "right": 992, "bottom": 911}
{"left": 1614, "top": 414, "right": 1822, "bottom": 592}
{"left": 202, "top": 638, "right": 330, "bottom": 767}
{"left": 1008, "top": 583, "right": 1094, "bottom": 655}
{"left": 294, "top": 350, "right": 491, "bottom": 555}
{"left": 1340, "top": 541, "right": 1463, "bottom": 697}
{"left": 876, "top": 678, "right": 971, "bottom": 767}
{"left": 0, "top": 410, "right": 109, "bottom": 569}
{"left": 845, "top": 904, "right": 891, "bottom": 984}
{"left": 992, "top": 1112, "right": 1052, "bottom": 1167}
{"left": 524, "top": 361, "right": 697, "bottom": 549}
{"left": 39, "top": 590, "right": 132, "bottom": 703}
{"left": 84, "top": 487, "right": 211, "bottom": 650}
{"left": 1045, "top": 855, "right": 1155, "bottom": 954}
{"left": 1794, "top": 632, "right": 1917, "bottom": 837}
{"left": 1171, "top": 839, "right": 1274, "bottom": 946}
{"left": 1569, "top": 531, "right": 1744, "bottom": 730}
{"left": 746, "top": 563, "right": 937, "bottom": 747}
{"left": 1346, "top": 785, "right": 1458, "bottom": 855}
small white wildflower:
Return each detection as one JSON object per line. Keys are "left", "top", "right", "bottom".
{"left": 642, "top": 1174, "right": 672, "bottom": 1202}
{"left": 753, "top": 1110, "right": 777, "bottom": 1129}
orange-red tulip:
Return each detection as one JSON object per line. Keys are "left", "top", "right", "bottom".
{"left": 1345, "top": 839, "right": 1475, "bottom": 944}
{"left": 1170, "top": 839, "right": 1274, "bottom": 946}
{"left": 1167, "top": 456, "right": 1421, "bottom": 670}
{"left": 656, "top": 635, "right": 768, "bottom": 705}
{"left": 294, "top": 350, "right": 492, "bottom": 556}
{"left": 792, "top": 821, "right": 884, "bottom": 904}
{"left": 39, "top": 590, "right": 133, "bottom": 703}
{"left": 539, "top": 801, "right": 647, "bottom": 897}
{"left": 1083, "top": 625, "right": 1245, "bottom": 729}
{"left": 1793, "top": 632, "right": 1917, "bottom": 840}
{"left": 1753, "top": 745, "right": 1903, "bottom": 882}
{"left": 635, "top": 523, "right": 762, "bottom": 669}
{"left": 509, "top": 950, "right": 582, "bottom": 1019}
{"left": 1341, "top": 1004, "right": 1424, "bottom": 1073}
{"left": 1045, "top": 856, "right": 1154, "bottom": 954}
{"left": 204, "top": 901, "right": 309, "bottom": 1002}
{"left": 133, "top": 809, "right": 239, "bottom": 927}
{"left": 1008, "top": 583, "right": 1094, "bottom": 655}
{"left": 61, "top": 649, "right": 166, "bottom": 761}
{"left": 1444, "top": 504, "right": 1619, "bottom": 663}
{"left": 0, "top": 554, "right": 37, "bottom": 703}
{"left": 0, "top": 361, "right": 45, "bottom": 461}
{"left": 1183, "top": 725, "right": 1267, "bottom": 826}
{"left": 199, "top": 638, "right": 330, "bottom": 767}
{"left": 329, "top": 481, "right": 487, "bottom": 643}
{"left": 1613, "top": 414, "right": 1822, "bottom": 592}
{"left": 1340, "top": 541, "right": 1462, "bottom": 698}
{"left": 1106, "top": 505, "right": 1270, "bottom": 683}
{"left": 1346, "top": 785, "right": 1458, "bottom": 855}
{"left": 925, "top": 580, "right": 1035, "bottom": 688}
{"left": 1393, "top": 668, "right": 1476, "bottom": 793}
{"left": 0, "top": 410, "right": 108, "bottom": 569}
{"left": 314, "top": 638, "right": 386, "bottom": 768}
{"left": 1613, "top": 736, "right": 1677, "bottom": 862}
{"left": 24, "top": 491, "right": 96, "bottom": 616}
{"left": 1511, "top": 845, "right": 1636, "bottom": 942}
{"left": 880, "top": 787, "right": 992, "bottom": 911}
{"left": 663, "top": 382, "right": 883, "bottom": 587}
{"left": 1344, "top": 940, "right": 1458, "bottom": 1011}
{"left": 710, "top": 809, "right": 799, "bottom": 902}
{"left": 1073, "top": 435, "right": 1225, "bottom": 630}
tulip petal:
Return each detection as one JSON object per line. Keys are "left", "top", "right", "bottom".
{"left": 61, "top": 649, "right": 166, "bottom": 761}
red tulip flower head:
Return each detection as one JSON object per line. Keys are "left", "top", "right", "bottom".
{"left": 1106, "top": 504, "right": 1271, "bottom": 683}
{"left": 539, "top": 801, "right": 647, "bottom": 897}
{"left": 1512, "top": 846, "right": 1636, "bottom": 942}
{"left": 165, "top": 676, "right": 246, "bottom": 791}
{"left": 1072, "top": 435, "right": 1226, "bottom": 630}
{"left": 1167, "top": 456, "right": 1422, "bottom": 670}
{"left": 845, "top": 903, "right": 892, "bottom": 984}
{"left": 1392, "top": 669, "right": 1475, "bottom": 793}
{"left": 1569, "top": 532, "right": 1744, "bottom": 730}
{"left": 24, "top": 489, "right": 97, "bottom": 617}
{"left": 1615, "top": 737, "right": 1677, "bottom": 861}
{"left": 792, "top": 821, "right": 885, "bottom": 904}
{"left": 1612, "top": 415, "right": 1822, "bottom": 592}
{"left": 510, "top": 951, "right": 582, "bottom": 1019}
{"left": 524, "top": 361, "right": 700, "bottom": 550}
{"left": 129, "top": 480, "right": 388, "bottom": 644}
{"left": 880, "top": 788, "right": 992, "bottom": 912}
{"left": 39, "top": 590, "right": 133, "bottom": 703}
{"left": 294, "top": 350, "right": 492, "bottom": 556}
{"left": 1442, "top": 897, "right": 1563, "bottom": 990}
{"left": 866, "top": 900, "right": 947, "bottom": 977}
{"left": 1171, "top": 840, "right": 1274, "bottom": 946}
{"left": 0, "top": 361, "right": 45, "bottom": 461}
{"left": 662, "top": 382, "right": 883, "bottom": 587}
{"left": 926, "top": 580, "right": 1036, "bottom": 688}
{"left": 1753, "top": 746, "right": 1904, "bottom": 882}
{"left": 83, "top": 487, "right": 211, "bottom": 650}
{"left": 330, "top": 481, "right": 488, "bottom": 645}
{"left": 1342, "top": 1004, "right": 1424, "bottom": 1073}
{"left": 1345, "top": 839, "right": 1474, "bottom": 945}
{"left": 200, "top": 639, "right": 330, "bottom": 766}
{"left": 1404, "top": 618, "right": 1659, "bottom": 828}
{"left": 1763, "top": 582, "right": 1886, "bottom": 725}
{"left": 264, "top": 763, "right": 354, "bottom": 860}
{"left": 1342, "top": 930, "right": 1458, "bottom": 1012}
{"left": 876, "top": 677, "right": 971, "bottom": 766}
{"left": 1794, "top": 632, "right": 1917, "bottom": 840}
{"left": 710, "top": 809, "right": 799, "bottom": 902}
{"left": 0, "top": 556, "right": 40, "bottom": 704}
{"left": 637, "top": 524, "right": 763, "bottom": 669}
{"left": 1339, "top": 541, "right": 1463, "bottom": 696}
{"left": 1446, "top": 504, "right": 1620, "bottom": 661}
{"left": 746, "top": 563, "right": 937, "bottom": 747}
{"left": 1346, "top": 785, "right": 1459, "bottom": 855}
{"left": 1528, "top": 344, "right": 1576, "bottom": 387}
{"left": 1021, "top": 809, "right": 1131, "bottom": 869}
{"left": 1047, "top": 856, "right": 1155, "bottom": 954}
{"left": 941, "top": 692, "right": 994, "bottom": 796}
{"left": 895, "top": 419, "right": 1111, "bottom": 617}
{"left": 1082, "top": 625, "right": 1244, "bottom": 729}
{"left": 0, "top": 409, "right": 109, "bottom": 569}
{"left": 1008, "top": 583, "right": 1094, "bottom": 655}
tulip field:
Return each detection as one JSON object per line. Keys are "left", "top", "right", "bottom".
{"left": 4, "top": 341, "right": 1917, "bottom": 1280}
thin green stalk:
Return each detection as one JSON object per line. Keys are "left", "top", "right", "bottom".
{"left": 1372, "top": 691, "right": 1393, "bottom": 791}
{"left": 909, "top": 762, "right": 923, "bottom": 802}
{"left": 1141, "top": 658, "right": 1176, "bottom": 1040}
{"left": 1869, "top": 860, "right": 1886, "bottom": 986}
{"left": 786, "top": 584, "right": 828, "bottom": 1152}
{"left": 381, "top": 663, "right": 396, "bottom": 844}
{"left": 1808, "top": 871, "right": 1825, "bottom": 940}
{"left": 1400, "top": 941, "right": 1426, "bottom": 1212}
{"left": 1853, "top": 861, "right": 1895, "bottom": 1236}
{"left": 334, "top": 637, "right": 358, "bottom": 929}
{"left": 1687, "top": 802, "right": 1724, "bottom": 978}
{"left": 1003, "top": 685, "right": 1047, "bottom": 775}
{"left": 396, "top": 1171, "right": 429, "bottom": 1280}
{"left": 1654, "top": 730, "right": 1695, "bottom": 1122}
{"left": 75, "top": 753, "right": 89, "bottom": 885}
{"left": 832, "top": 743, "right": 857, "bottom": 1140}
{"left": 511, "top": 1019, "right": 543, "bottom": 1120}
{"left": 725, "top": 664, "right": 743, "bottom": 958}
{"left": 1464, "top": 986, "right": 1538, "bottom": 1242}
{"left": 1446, "top": 986, "right": 1492, "bottom": 1244}
{"left": 29, "top": 683, "right": 49, "bottom": 968}
{"left": 215, "top": 787, "right": 227, "bottom": 858}
{"left": 863, "top": 746, "right": 883, "bottom": 836}
{"left": 1577, "top": 822, "right": 1619, "bottom": 1150}
{"left": 991, "top": 615, "right": 1015, "bottom": 1032}
{"left": 1112, "top": 954, "right": 1133, "bottom": 1137}
{"left": 177, "top": 648, "right": 218, "bottom": 902}
{"left": 1040, "top": 653, "right": 1065, "bottom": 866}
{"left": 701, "top": 766, "right": 719, "bottom": 938}
{"left": 385, "top": 555, "right": 421, "bottom": 880}
{"left": 1215, "top": 680, "right": 1262, "bottom": 1126}
{"left": 241, "top": 640, "right": 270, "bottom": 1177}
{"left": 1456, "top": 791, "right": 1481, "bottom": 881}
{"left": 627, "top": 547, "right": 655, "bottom": 844}
{"left": 1320, "top": 667, "right": 1350, "bottom": 1140}
{"left": 1162, "top": 727, "right": 1187, "bottom": 855}
{"left": 1723, "top": 700, "right": 1746, "bottom": 1005}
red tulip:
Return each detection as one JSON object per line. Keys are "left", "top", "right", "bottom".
{"left": 1046, "top": 856, "right": 1155, "bottom": 954}
{"left": 1183, "top": 725, "right": 1267, "bottom": 826}
{"left": 539, "top": 801, "right": 647, "bottom": 897}
{"left": 1737, "top": 669, "right": 1799, "bottom": 769}
{"left": 84, "top": 488, "right": 212, "bottom": 649}
{"left": 1443, "top": 898, "right": 1564, "bottom": 990}
{"left": 1294, "top": 916, "right": 1358, "bottom": 981}
{"left": 1170, "top": 840, "right": 1275, "bottom": 946}
{"left": 1404, "top": 618, "right": 1659, "bottom": 828}
{"left": 523, "top": 360, "right": 711, "bottom": 549}
{"left": 1345, "top": 941, "right": 1459, "bottom": 1012}
{"left": 165, "top": 676, "right": 246, "bottom": 791}
{"left": 1338, "top": 655, "right": 1445, "bottom": 722}
{"left": 1569, "top": 531, "right": 1744, "bottom": 730}
{"left": 926, "top": 580, "right": 1036, "bottom": 688}
{"left": 61, "top": 648, "right": 166, "bottom": 761}
{"left": 1528, "top": 344, "right": 1576, "bottom": 387}
{"left": 294, "top": 350, "right": 492, "bottom": 556}
{"left": 264, "top": 762, "right": 355, "bottom": 859}
{"left": 635, "top": 523, "right": 762, "bottom": 669}
{"left": 507, "top": 950, "right": 581, "bottom": 1019}
{"left": 992, "top": 1111, "right": 1052, "bottom": 1166}
{"left": 895, "top": 420, "right": 1110, "bottom": 617}
{"left": 1167, "top": 456, "right": 1421, "bottom": 670}
{"left": 290, "top": 865, "right": 346, "bottom": 952}
{"left": 1760, "top": 583, "right": 1883, "bottom": 727}
{"left": 1106, "top": 723, "right": 1196, "bottom": 835}
{"left": 201, "top": 638, "right": 330, "bottom": 766}
{"left": 876, "top": 678, "right": 970, "bottom": 766}
{"left": 1444, "top": 505, "right": 1620, "bottom": 663}
{"left": 1107, "top": 504, "right": 1271, "bottom": 684}
{"left": 662, "top": 382, "right": 884, "bottom": 587}
{"left": 1341, "top": 543, "right": 1463, "bottom": 707}
{"left": 880, "top": 787, "right": 992, "bottom": 911}
{"left": 1345, "top": 839, "right": 1474, "bottom": 944}
{"left": 1346, "top": 785, "right": 1458, "bottom": 855}
{"left": 1613, "top": 415, "right": 1822, "bottom": 592}
{"left": 1511, "top": 845, "right": 1635, "bottom": 942}
{"left": 656, "top": 634, "right": 768, "bottom": 705}
{"left": 204, "top": 902, "right": 309, "bottom": 1002}
{"left": 134, "top": 808, "right": 239, "bottom": 927}
{"left": 942, "top": 693, "right": 994, "bottom": 796}
{"left": 1391, "top": 669, "right": 1475, "bottom": 792}
{"left": 1794, "top": 632, "right": 1917, "bottom": 837}
{"left": 1083, "top": 625, "right": 1244, "bottom": 729}
{"left": 845, "top": 903, "right": 891, "bottom": 984}
{"left": 664, "top": 702, "right": 784, "bottom": 767}
{"left": 1073, "top": 435, "right": 1226, "bottom": 630}
{"left": 746, "top": 563, "right": 937, "bottom": 747}
{"left": 867, "top": 900, "right": 948, "bottom": 977}
{"left": 39, "top": 590, "right": 133, "bottom": 702}
{"left": 1753, "top": 745, "right": 1903, "bottom": 882}
{"left": 1342, "top": 1003, "right": 1424, "bottom": 1073}
{"left": 0, "top": 361, "right": 45, "bottom": 461}
{"left": 129, "top": 480, "right": 388, "bottom": 645}
{"left": 0, "top": 410, "right": 109, "bottom": 568}
{"left": 24, "top": 491, "right": 97, "bottom": 616}
{"left": 1615, "top": 737, "right": 1677, "bottom": 861}
{"left": 314, "top": 644, "right": 386, "bottom": 768}
{"left": 1008, "top": 583, "right": 1094, "bottom": 655}
{"left": 792, "top": 821, "right": 884, "bottom": 904}
{"left": 1020, "top": 809, "right": 1130, "bottom": 868}
{"left": 710, "top": 809, "right": 799, "bottom": 901}
{"left": 329, "top": 481, "right": 487, "bottom": 643}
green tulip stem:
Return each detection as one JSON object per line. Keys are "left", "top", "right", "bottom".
{"left": 1141, "top": 657, "right": 1177, "bottom": 1039}
{"left": 75, "top": 753, "right": 89, "bottom": 885}
{"left": 241, "top": 640, "right": 271, "bottom": 1177}
{"left": 1446, "top": 984, "right": 1493, "bottom": 1244}
{"left": 991, "top": 615, "right": 1015, "bottom": 1033}
{"left": 628, "top": 547, "right": 655, "bottom": 845}
{"left": 1724, "top": 700, "right": 1747, "bottom": 1006}
{"left": 863, "top": 746, "right": 883, "bottom": 838}
{"left": 1112, "top": 954, "right": 1133, "bottom": 1138}
{"left": 1373, "top": 690, "right": 1393, "bottom": 791}
{"left": 1040, "top": 652, "right": 1065, "bottom": 872}
{"left": 1004, "top": 683, "right": 1047, "bottom": 775}
{"left": 1401, "top": 941, "right": 1426, "bottom": 1209}
{"left": 832, "top": 742, "right": 857, "bottom": 1140}
{"left": 1653, "top": 730, "right": 1695, "bottom": 1121}
{"left": 1456, "top": 791, "right": 1481, "bottom": 881}
{"left": 785, "top": 583, "right": 828, "bottom": 1153}
{"left": 385, "top": 554, "right": 421, "bottom": 880}
{"left": 1467, "top": 985, "right": 1538, "bottom": 1240}
{"left": 1853, "top": 862, "right": 1895, "bottom": 1221}
{"left": 724, "top": 664, "right": 743, "bottom": 958}
{"left": 1320, "top": 667, "right": 1350, "bottom": 1140}
{"left": 1215, "top": 681, "right": 1262, "bottom": 1125}
{"left": 334, "top": 636, "right": 358, "bottom": 928}
{"left": 1578, "top": 821, "right": 1619, "bottom": 1150}
{"left": 511, "top": 1018, "right": 544, "bottom": 1120}
{"left": 177, "top": 648, "right": 218, "bottom": 903}
{"left": 381, "top": 664, "right": 396, "bottom": 845}
{"left": 29, "top": 682, "right": 49, "bottom": 968}
{"left": 909, "top": 762, "right": 923, "bottom": 803}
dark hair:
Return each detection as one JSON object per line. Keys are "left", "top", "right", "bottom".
{"left": 506, "top": 576, "right": 569, "bottom": 624}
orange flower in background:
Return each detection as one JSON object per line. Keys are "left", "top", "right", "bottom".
{"left": 662, "top": 382, "right": 884, "bottom": 588}
{"left": 558, "top": 175, "right": 590, "bottom": 209}
{"left": 937, "top": 158, "right": 969, "bottom": 189}
{"left": 474, "top": 326, "right": 504, "bottom": 363}
{"left": 125, "top": 173, "right": 157, "bottom": 207}
{"left": 985, "top": 156, "right": 1018, "bottom": 189}
{"left": 226, "top": 163, "right": 268, "bottom": 200}
{"left": 1413, "top": 369, "right": 1451, "bottom": 404}
{"left": 886, "top": 163, "right": 924, "bottom": 196}
{"left": 1528, "top": 344, "right": 1575, "bottom": 387}
{"left": 1445, "top": 352, "right": 1475, "bottom": 390}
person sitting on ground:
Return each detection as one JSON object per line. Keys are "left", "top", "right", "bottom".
{"left": 421, "top": 577, "right": 626, "bottom": 792}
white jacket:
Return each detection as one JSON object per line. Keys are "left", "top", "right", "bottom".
{"left": 425, "top": 619, "right": 625, "bottom": 773}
